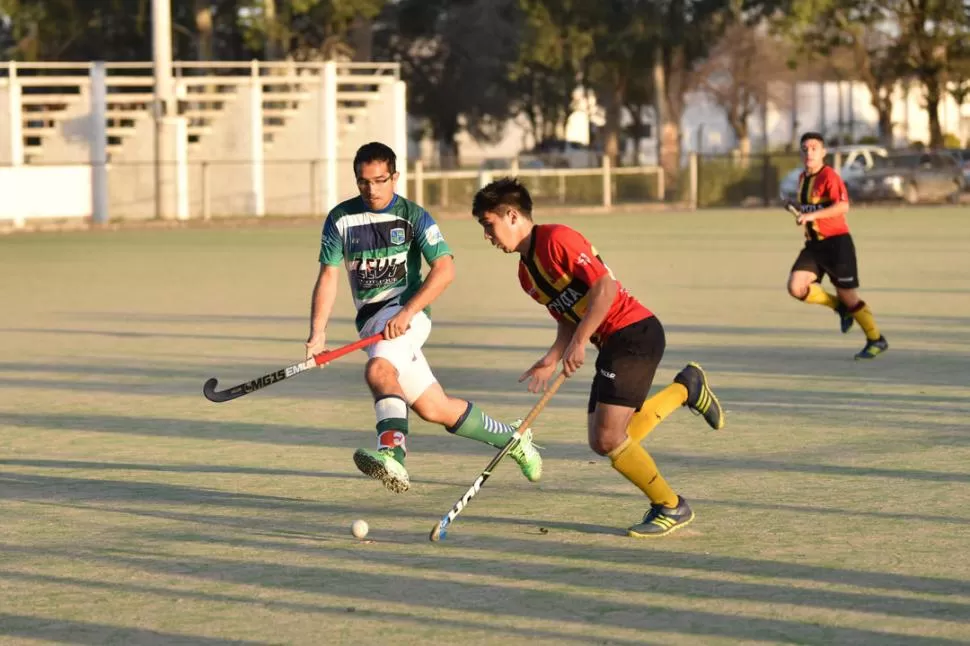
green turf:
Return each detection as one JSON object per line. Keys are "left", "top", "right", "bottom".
{"left": 1, "top": 206, "right": 968, "bottom": 645}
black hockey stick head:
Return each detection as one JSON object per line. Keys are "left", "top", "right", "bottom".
{"left": 202, "top": 378, "right": 242, "bottom": 403}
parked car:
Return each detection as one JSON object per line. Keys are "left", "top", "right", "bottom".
{"left": 779, "top": 145, "right": 888, "bottom": 202}
{"left": 843, "top": 152, "right": 964, "bottom": 204}
{"left": 943, "top": 148, "right": 970, "bottom": 191}
{"left": 518, "top": 139, "right": 600, "bottom": 169}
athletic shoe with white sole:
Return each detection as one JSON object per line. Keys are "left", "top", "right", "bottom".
{"left": 353, "top": 447, "right": 410, "bottom": 493}
{"left": 627, "top": 496, "right": 695, "bottom": 538}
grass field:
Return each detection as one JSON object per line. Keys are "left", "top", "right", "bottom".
{"left": 1, "top": 206, "right": 968, "bottom": 645}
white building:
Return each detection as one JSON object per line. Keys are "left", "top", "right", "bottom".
{"left": 428, "top": 79, "right": 970, "bottom": 167}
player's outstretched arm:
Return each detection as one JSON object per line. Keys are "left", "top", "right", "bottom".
{"left": 306, "top": 264, "right": 340, "bottom": 358}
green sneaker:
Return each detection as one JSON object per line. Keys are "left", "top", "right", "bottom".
{"left": 628, "top": 496, "right": 695, "bottom": 538}
{"left": 506, "top": 421, "right": 542, "bottom": 482}
{"left": 353, "top": 447, "right": 410, "bottom": 493}
{"left": 854, "top": 335, "right": 889, "bottom": 360}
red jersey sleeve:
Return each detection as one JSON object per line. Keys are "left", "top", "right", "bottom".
{"left": 546, "top": 226, "right": 610, "bottom": 287}
{"left": 822, "top": 168, "right": 849, "bottom": 203}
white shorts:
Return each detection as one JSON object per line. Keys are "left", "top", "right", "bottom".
{"left": 359, "top": 306, "right": 437, "bottom": 405}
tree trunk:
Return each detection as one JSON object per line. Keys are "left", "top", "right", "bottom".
{"left": 263, "top": 0, "right": 282, "bottom": 60}
{"left": 869, "top": 86, "right": 894, "bottom": 147}
{"left": 653, "top": 43, "right": 682, "bottom": 198}
{"left": 877, "top": 107, "right": 893, "bottom": 147}
{"left": 737, "top": 133, "right": 751, "bottom": 169}
{"left": 436, "top": 120, "right": 460, "bottom": 169}
{"left": 194, "top": 0, "right": 213, "bottom": 60}
{"left": 603, "top": 83, "right": 623, "bottom": 166}
{"left": 921, "top": 73, "right": 945, "bottom": 148}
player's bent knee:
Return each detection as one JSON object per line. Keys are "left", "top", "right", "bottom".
{"left": 787, "top": 279, "right": 809, "bottom": 300}
{"left": 364, "top": 357, "right": 399, "bottom": 388}
{"left": 588, "top": 433, "right": 625, "bottom": 456}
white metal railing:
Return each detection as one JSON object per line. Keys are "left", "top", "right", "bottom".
{"left": 2, "top": 60, "right": 395, "bottom": 159}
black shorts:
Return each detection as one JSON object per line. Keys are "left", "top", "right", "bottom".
{"left": 791, "top": 234, "right": 860, "bottom": 289}
{"left": 587, "top": 316, "right": 665, "bottom": 414}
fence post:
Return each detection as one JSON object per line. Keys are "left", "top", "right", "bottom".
{"left": 441, "top": 174, "right": 449, "bottom": 208}
{"left": 657, "top": 165, "right": 665, "bottom": 202}
{"left": 90, "top": 61, "right": 109, "bottom": 224}
{"left": 202, "top": 161, "right": 211, "bottom": 221}
{"left": 8, "top": 61, "right": 23, "bottom": 166}
{"left": 689, "top": 153, "right": 698, "bottom": 210}
{"left": 558, "top": 171, "right": 566, "bottom": 204}
{"left": 414, "top": 160, "right": 424, "bottom": 206}
{"left": 310, "top": 159, "right": 318, "bottom": 217}
{"left": 762, "top": 153, "right": 771, "bottom": 206}
{"left": 602, "top": 156, "right": 612, "bottom": 208}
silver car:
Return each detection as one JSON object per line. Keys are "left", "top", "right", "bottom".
{"left": 779, "top": 146, "right": 889, "bottom": 202}
{"left": 843, "top": 152, "right": 964, "bottom": 203}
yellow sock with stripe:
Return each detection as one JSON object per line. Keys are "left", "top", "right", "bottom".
{"left": 626, "top": 383, "right": 688, "bottom": 443}
{"left": 608, "top": 437, "right": 679, "bottom": 508}
{"left": 803, "top": 283, "right": 840, "bottom": 310}
{"left": 850, "top": 301, "right": 881, "bottom": 341}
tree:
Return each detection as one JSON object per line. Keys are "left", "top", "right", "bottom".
{"left": 511, "top": 0, "right": 592, "bottom": 146}
{"left": 651, "top": 0, "right": 726, "bottom": 193}
{"left": 237, "top": 0, "right": 385, "bottom": 61}
{"left": 694, "top": 18, "right": 793, "bottom": 159}
{"left": 374, "top": 0, "right": 522, "bottom": 168}
{"left": 775, "top": 0, "right": 903, "bottom": 147}
{"left": 893, "top": 0, "right": 970, "bottom": 148}
{"left": 583, "top": 1, "right": 656, "bottom": 164}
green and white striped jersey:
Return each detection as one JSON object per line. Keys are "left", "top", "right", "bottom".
{"left": 319, "top": 194, "right": 453, "bottom": 331}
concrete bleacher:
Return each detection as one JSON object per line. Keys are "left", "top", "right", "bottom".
{"left": 0, "top": 60, "right": 406, "bottom": 224}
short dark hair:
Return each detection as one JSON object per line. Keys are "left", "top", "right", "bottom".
{"left": 472, "top": 177, "right": 534, "bottom": 220}
{"left": 800, "top": 132, "right": 825, "bottom": 147}
{"left": 354, "top": 142, "right": 397, "bottom": 177}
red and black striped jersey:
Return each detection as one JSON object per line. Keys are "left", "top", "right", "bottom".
{"left": 797, "top": 165, "right": 851, "bottom": 240}
{"left": 518, "top": 224, "right": 652, "bottom": 346}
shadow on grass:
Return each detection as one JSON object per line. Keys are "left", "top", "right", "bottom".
{"left": 0, "top": 571, "right": 665, "bottom": 646}
{"left": 19, "top": 544, "right": 969, "bottom": 645}
{"left": 0, "top": 612, "right": 266, "bottom": 645}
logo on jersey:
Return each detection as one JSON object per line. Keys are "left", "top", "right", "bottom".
{"left": 351, "top": 257, "right": 406, "bottom": 289}
{"left": 390, "top": 227, "right": 406, "bottom": 245}
{"left": 425, "top": 224, "right": 444, "bottom": 246}
{"left": 547, "top": 287, "right": 584, "bottom": 314}
{"left": 576, "top": 253, "right": 591, "bottom": 266}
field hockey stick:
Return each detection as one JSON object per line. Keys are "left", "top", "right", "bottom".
{"left": 429, "top": 371, "right": 568, "bottom": 542}
{"left": 202, "top": 333, "right": 382, "bottom": 403}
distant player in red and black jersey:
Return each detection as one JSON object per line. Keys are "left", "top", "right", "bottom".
{"left": 472, "top": 177, "right": 726, "bottom": 538}
{"left": 785, "top": 132, "right": 888, "bottom": 359}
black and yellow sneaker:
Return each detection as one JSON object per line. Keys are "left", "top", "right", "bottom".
{"left": 628, "top": 496, "right": 695, "bottom": 538}
{"left": 674, "top": 362, "right": 725, "bottom": 430}
{"left": 854, "top": 336, "right": 889, "bottom": 360}
{"left": 836, "top": 302, "right": 854, "bottom": 334}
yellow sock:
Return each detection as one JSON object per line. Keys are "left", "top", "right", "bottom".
{"left": 804, "top": 283, "right": 840, "bottom": 310}
{"left": 608, "top": 437, "right": 678, "bottom": 507}
{"left": 627, "top": 383, "right": 688, "bottom": 443}
{"left": 851, "top": 302, "right": 881, "bottom": 341}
